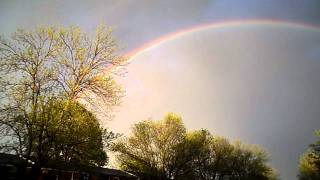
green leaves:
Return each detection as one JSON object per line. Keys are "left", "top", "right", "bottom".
{"left": 0, "top": 25, "right": 125, "bottom": 168}
{"left": 113, "top": 113, "right": 278, "bottom": 180}
{"left": 298, "top": 129, "right": 320, "bottom": 180}
{"left": 33, "top": 99, "right": 109, "bottom": 167}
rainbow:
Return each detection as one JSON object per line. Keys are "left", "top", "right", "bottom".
{"left": 86, "top": 19, "right": 320, "bottom": 99}
{"left": 126, "top": 19, "right": 320, "bottom": 62}
{"left": 97, "top": 19, "right": 320, "bottom": 77}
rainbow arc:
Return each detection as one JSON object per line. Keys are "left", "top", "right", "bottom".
{"left": 127, "top": 19, "right": 320, "bottom": 61}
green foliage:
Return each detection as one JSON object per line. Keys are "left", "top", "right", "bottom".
{"left": 113, "top": 113, "right": 186, "bottom": 179}
{"left": 1, "top": 98, "right": 109, "bottom": 167}
{"left": 113, "top": 113, "right": 278, "bottom": 180}
{"left": 229, "top": 142, "right": 278, "bottom": 180}
{"left": 298, "top": 130, "right": 320, "bottom": 180}
{"left": 44, "top": 99, "right": 108, "bottom": 167}
{"left": 0, "top": 25, "right": 126, "bottom": 110}
{"left": 0, "top": 25, "right": 125, "bottom": 167}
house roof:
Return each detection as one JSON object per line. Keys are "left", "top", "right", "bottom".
{"left": 0, "top": 153, "right": 136, "bottom": 178}
{"left": 0, "top": 153, "right": 26, "bottom": 165}
{"left": 91, "top": 167, "right": 137, "bottom": 178}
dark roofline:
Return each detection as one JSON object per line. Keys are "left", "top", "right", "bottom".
{"left": 0, "top": 153, "right": 136, "bottom": 178}
{"left": 91, "top": 167, "right": 137, "bottom": 178}
{"left": 0, "top": 153, "right": 27, "bottom": 165}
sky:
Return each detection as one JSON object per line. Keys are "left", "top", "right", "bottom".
{"left": 1, "top": 0, "right": 320, "bottom": 179}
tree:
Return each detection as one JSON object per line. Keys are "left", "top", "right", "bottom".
{"left": 298, "top": 130, "right": 320, "bottom": 180}
{"left": 228, "top": 141, "right": 278, "bottom": 180}
{"left": 172, "top": 129, "right": 214, "bottom": 179}
{"left": 113, "top": 113, "right": 186, "bottom": 179}
{"left": 41, "top": 99, "right": 109, "bottom": 167}
{"left": 0, "top": 98, "right": 114, "bottom": 166}
{"left": 113, "top": 113, "right": 278, "bottom": 180}
{"left": 0, "top": 25, "right": 126, "bottom": 167}
{"left": 176, "top": 135, "right": 278, "bottom": 180}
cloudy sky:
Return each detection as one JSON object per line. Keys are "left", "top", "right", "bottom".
{"left": 1, "top": 0, "right": 320, "bottom": 179}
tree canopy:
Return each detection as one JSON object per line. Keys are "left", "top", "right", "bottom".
{"left": 0, "top": 25, "right": 126, "bottom": 168}
{"left": 42, "top": 99, "right": 108, "bottom": 167}
{"left": 112, "top": 113, "right": 278, "bottom": 180}
{"left": 298, "top": 130, "right": 320, "bottom": 180}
